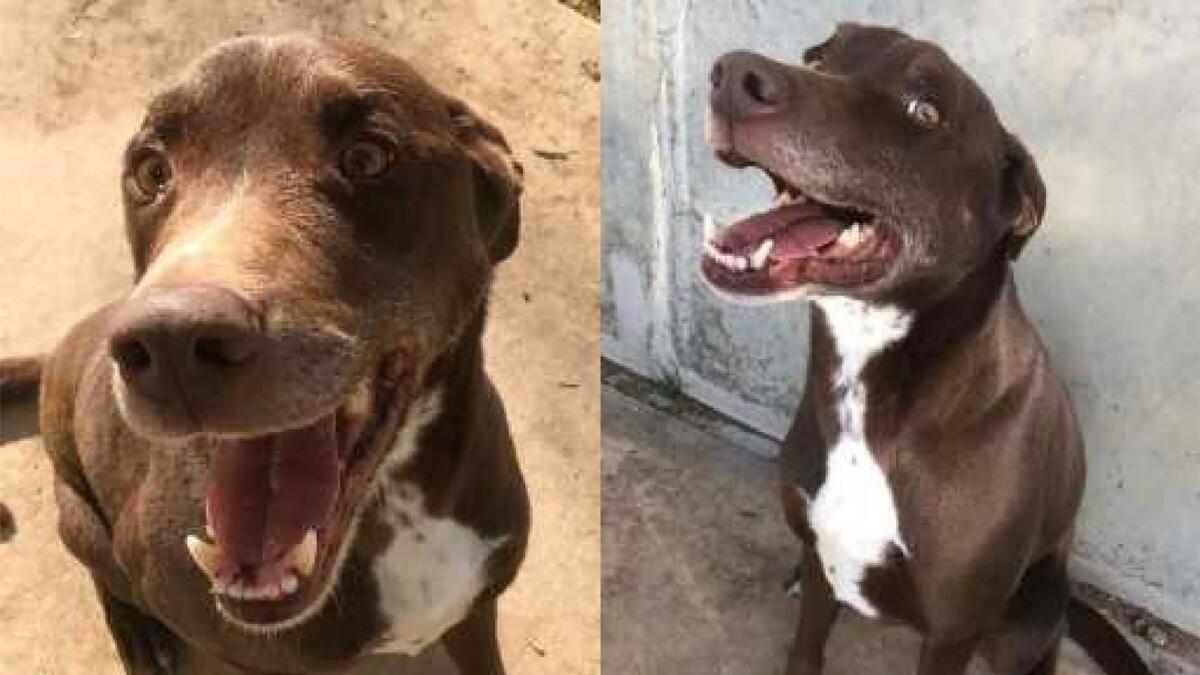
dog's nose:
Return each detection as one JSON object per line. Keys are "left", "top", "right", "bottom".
{"left": 710, "top": 51, "right": 789, "bottom": 118}
{"left": 109, "top": 286, "right": 263, "bottom": 404}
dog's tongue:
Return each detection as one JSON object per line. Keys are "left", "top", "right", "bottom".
{"left": 207, "top": 416, "right": 340, "bottom": 565}
{"left": 719, "top": 201, "right": 841, "bottom": 258}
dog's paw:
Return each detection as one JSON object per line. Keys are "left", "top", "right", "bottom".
{"left": 0, "top": 502, "right": 14, "bottom": 542}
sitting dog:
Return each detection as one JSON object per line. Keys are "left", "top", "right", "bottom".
{"left": 703, "top": 23, "right": 1151, "bottom": 675}
{"left": 0, "top": 34, "right": 528, "bottom": 674}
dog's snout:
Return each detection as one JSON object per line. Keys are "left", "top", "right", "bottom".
{"left": 710, "top": 51, "right": 788, "bottom": 119}
{"left": 109, "top": 286, "right": 262, "bottom": 405}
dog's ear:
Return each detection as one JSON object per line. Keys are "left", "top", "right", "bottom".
{"left": 999, "top": 132, "right": 1046, "bottom": 260}
{"left": 448, "top": 99, "right": 523, "bottom": 264}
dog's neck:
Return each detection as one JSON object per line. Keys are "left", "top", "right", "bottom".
{"left": 807, "top": 254, "right": 1033, "bottom": 400}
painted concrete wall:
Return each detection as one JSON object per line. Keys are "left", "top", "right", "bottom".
{"left": 601, "top": 0, "right": 1200, "bottom": 633}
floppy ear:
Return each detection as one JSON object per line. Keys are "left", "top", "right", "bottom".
{"left": 999, "top": 132, "right": 1046, "bottom": 260}
{"left": 448, "top": 99, "right": 523, "bottom": 264}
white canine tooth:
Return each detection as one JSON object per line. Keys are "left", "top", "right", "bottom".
{"left": 750, "top": 239, "right": 774, "bottom": 270}
{"left": 733, "top": 256, "right": 748, "bottom": 271}
{"left": 345, "top": 378, "right": 371, "bottom": 416}
{"left": 288, "top": 529, "right": 318, "bottom": 577}
{"left": 212, "top": 577, "right": 229, "bottom": 595}
{"left": 705, "top": 241, "right": 721, "bottom": 259}
{"left": 838, "top": 222, "right": 864, "bottom": 248}
{"left": 185, "top": 535, "right": 220, "bottom": 581}
{"left": 227, "top": 580, "right": 246, "bottom": 600}
{"left": 281, "top": 573, "right": 299, "bottom": 596}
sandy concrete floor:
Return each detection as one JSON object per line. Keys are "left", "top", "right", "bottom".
{"left": 0, "top": 1, "right": 598, "bottom": 673}
{"left": 602, "top": 384, "right": 1114, "bottom": 675}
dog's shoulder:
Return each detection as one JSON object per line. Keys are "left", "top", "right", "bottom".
{"left": 40, "top": 303, "right": 122, "bottom": 465}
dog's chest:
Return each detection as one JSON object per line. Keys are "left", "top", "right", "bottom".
{"left": 805, "top": 297, "right": 911, "bottom": 618}
{"left": 366, "top": 390, "right": 503, "bottom": 657}
{"left": 369, "top": 480, "right": 502, "bottom": 656}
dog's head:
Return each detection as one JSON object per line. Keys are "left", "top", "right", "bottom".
{"left": 703, "top": 23, "right": 1044, "bottom": 306}
{"left": 105, "top": 35, "right": 521, "bottom": 631}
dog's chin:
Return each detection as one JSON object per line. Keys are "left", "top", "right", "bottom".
{"left": 701, "top": 155, "right": 900, "bottom": 304}
{"left": 121, "top": 351, "right": 418, "bottom": 634}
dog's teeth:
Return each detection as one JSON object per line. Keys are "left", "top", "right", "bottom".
{"left": 212, "top": 577, "right": 229, "bottom": 595}
{"left": 705, "top": 241, "right": 721, "bottom": 259}
{"left": 287, "top": 529, "right": 318, "bottom": 577}
{"left": 733, "top": 256, "right": 748, "bottom": 271}
{"left": 227, "top": 580, "right": 247, "bottom": 600}
{"left": 837, "top": 222, "right": 864, "bottom": 248}
{"left": 750, "top": 239, "right": 774, "bottom": 270}
{"left": 281, "top": 573, "right": 299, "bottom": 596}
{"left": 185, "top": 535, "right": 221, "bottom": 581}
{"left": 344, "top": 379, "right": 371, "bottom": 416}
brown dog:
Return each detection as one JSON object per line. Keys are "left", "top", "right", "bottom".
{"left": 1, "top": 34, "right": 527, "bottom": 674}
{"left": 704, "top": 23, "right": 1150, "bottom": 675}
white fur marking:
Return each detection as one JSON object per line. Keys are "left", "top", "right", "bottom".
{"left": 135, "top": 171, "right": 249, "bottom": 292}
{"left": 370, "top": 389, "right": 504, "bottom": 655}
{"left": 807, "top": 296, "right": 912, "bottom": 617}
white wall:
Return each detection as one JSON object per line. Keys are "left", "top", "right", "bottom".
{"left": 601, "top": 0, "right": 1200, "bottom": 633}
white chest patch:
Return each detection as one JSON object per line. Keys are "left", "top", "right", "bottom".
{"left": 806, "top": 296, "right": 912, "bottom": 618}
{"left": 369, "top": 390, "right": 506, "bottom": 656}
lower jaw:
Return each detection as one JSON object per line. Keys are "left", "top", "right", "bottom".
{"left": 205, "top": 359, "right": 417, "bottom": 631}
{"left": 701, "top": 256, "right": 893, "bottom": 300}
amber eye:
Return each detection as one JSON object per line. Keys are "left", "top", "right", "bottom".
{"left": 340, "top": 138, "right": 394, "bottom": 180}
{"left": 906, "top": 98, "right": 940, "bottom": 128}
{"left": 130, "top": 151, "right": 172, "bottom": 200}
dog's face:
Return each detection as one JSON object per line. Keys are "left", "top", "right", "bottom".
{"left": 703, "top": 23, "right": 1044, "bottom": 306}
{"left": 105, "top": 35, "right": 521, "bottom": 631}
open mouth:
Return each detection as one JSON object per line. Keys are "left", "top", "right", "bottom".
{"left": 185, "top": 352, "right": 415, "bottom": 630}
{"left": 701, "top": 160, "right": 899, "bottom": 299}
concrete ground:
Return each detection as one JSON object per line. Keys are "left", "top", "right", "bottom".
{"left": 602, "top": 382, "right": 1120, "bottom": 675}
{"left": 0, "top": 1, "right": 598, "bottom": 673}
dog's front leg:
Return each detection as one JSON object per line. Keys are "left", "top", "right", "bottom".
{"left": 442, "top": 598, "right": 505, "bottom": 675}
{"left": 95, "top": 583, "right": 179, "bottom": 675}
{"left": 916, "top": 636, "right": 980, "bottom": 675}
{"left": 784, "top": 547, "right": 840, "bottom": 675}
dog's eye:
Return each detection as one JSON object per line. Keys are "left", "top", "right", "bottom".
{"left": 340, "top": 139, "right": 394, "bottom": 181}
{"left": 130, "top": 151, "right": 172, "bottom": 201}
{"left": 906, "top": 98, "right": 940, "bottom": 128}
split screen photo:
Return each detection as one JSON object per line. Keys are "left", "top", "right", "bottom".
{"left": 0, "top": 1, "right": 1197, "bottom": 674}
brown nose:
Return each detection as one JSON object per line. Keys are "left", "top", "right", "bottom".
{"left": 108, "top": 286, "right": 262, "bottom": 405}
{"left": 710, "top": 51, "right": 789, "bottom": 119}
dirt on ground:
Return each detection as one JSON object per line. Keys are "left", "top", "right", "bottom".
{"left": 0, "top": 1, "right": 598, "bottom": 673}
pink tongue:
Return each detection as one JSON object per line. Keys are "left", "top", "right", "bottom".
{"left": 207, "top": 416, "right": 341, "bottom": 566}
{"left": 719, "top": 201, "right": 841, "bottom": 259}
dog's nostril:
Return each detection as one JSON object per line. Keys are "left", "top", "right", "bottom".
{"left": 743, "top": 71, "right": 775, "bottom": 106}
{"left": 111, "top": 337, "right": 152, "bottom": 373}
{"left": 710, "top": 62, "right": 725, "bottom": 88}
{"left": 193, "top": 335, "right": 254, "bottom": 369}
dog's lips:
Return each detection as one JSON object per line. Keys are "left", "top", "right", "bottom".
{"left": 701, "top": 168, "right": 896, "bottom": 296}
{"left": 184, "top": 352, "right": 415, "bottom": 628}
